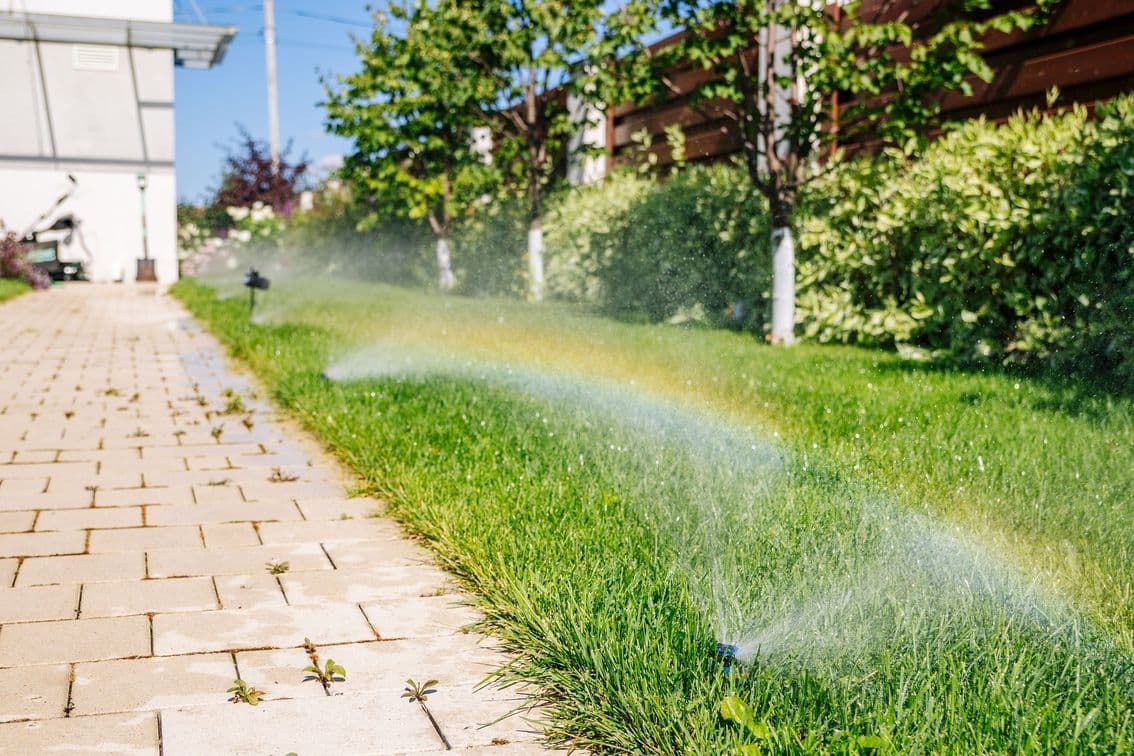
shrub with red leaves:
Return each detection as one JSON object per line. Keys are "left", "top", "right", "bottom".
{"left": 211, "top": 127, "right": 309, "bottom": 219}
{"left": 0, "top": 233, "right": 50, "bottom": 289}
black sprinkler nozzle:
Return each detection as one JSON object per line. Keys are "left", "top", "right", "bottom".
{"left": 716, "top": 643, "right": 738, "bottom": 673}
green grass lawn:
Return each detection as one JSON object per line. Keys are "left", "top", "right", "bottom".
{"left": 175, "top": 276, "right": 1133, "bottom": 753}
{"left": 0, "top": 278, "right": 30, "bottom": 303}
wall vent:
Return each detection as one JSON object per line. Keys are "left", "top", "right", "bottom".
{"left": 72, "top": 45, "right": 120, "bottom": 72}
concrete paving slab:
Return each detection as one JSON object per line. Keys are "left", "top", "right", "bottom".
{"left": 0, "top": 584, "right": 80, "bottom": 622}
{"left": 147, "top": 542, "right": 333, "bottom": 579}
{"left": 0, "top": 511, "right": 34, "bottom": 533}
{"left": 305, "top": 635, "right": 509, "bottom": 692}
{"left": 282, "top": 565, "right": 452, "bottom": 606}
{"left": 36, "top": 505, "right": 143, "bottom": 531}
{"left": 322, "top": 537, "right": 433, "bottom": 569}
{"left": 257, "top": 517, "right": 405, "bottom": 545}
{"left": 0, "top": 615, "right": 150, "bottom": 665}
{"left": 87, "top": 524, "right": 203, "bottom": 553}
{"left": 0, "top": 663, "right": 70, "bottom": 722}
{"left": 72, "top": 652, "right": 237, "bottom": 715}
{"left": 145, "top": 500, "right": 303, "bottom": 526}
{"left": 160, "top": 692, "right": 443, "bottom": 756}
{"left": 200, "top": 522, "right": 262, "bottom": 548}
{"left": 0, "top": 530, "right": 85, "bottom": 558}
{"left": 0, "top": 712, "right": 158, "bottom": 755}
{"left": 213, "top": 573, "right": 289, "bottom": 610}
{"left": 295, "top": 496, "right": 385, "bottom": 521}
{"left": 361, "top": 595, "right": 482, "bottom": 640}
{"left": 0, "top": 559, "right": 17, "bottom": 587}
{"left": 16, "top": 551, "right": 146, "bottom": 586}
{"left": 152, "top": 603, "right": 376, "bottom": 655}
{"left": 81, "top": 576, "right": 219, "bottom": 617}
{"left": 426, "top": 683, "right": 546, "bottom": 750}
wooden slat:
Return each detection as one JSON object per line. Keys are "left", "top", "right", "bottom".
{"left": 602, "top": 0, "right": 1134, "bottom": 169}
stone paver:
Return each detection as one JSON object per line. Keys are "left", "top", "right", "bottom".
{"left": 71, "top": 653, "right": 236, "bottom": 715}
{"left": 0, "top": 712, "right": 158, "bottom": 755}
{"left": 0, "top": 615, "right": 151, "bottom": 665}
{"left": 0, "top": 285, "right": 548, "bottom": 753}
{"left": 160, "top": 693, "right": 442, "bottom": 756}
{"left": 0, "top": 584, "right": 80, "bottom": 622}
{"left": 80, "top": 576, "right": 219, "bottom": 617}
{"left": 0, "top": 664, "right": 70, "bottom": 722}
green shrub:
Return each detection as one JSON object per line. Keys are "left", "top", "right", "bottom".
{"left": 546, "top": 165, "right": 771, "bottom": 330}
{"left": 544, "top": 171, "right": 652, "bottom": 302}
{"left": 798, "top": 97, "right": 1134, "bottom": 380}
{"left": 450, "top": 196, "right": 528, "bottom": 297}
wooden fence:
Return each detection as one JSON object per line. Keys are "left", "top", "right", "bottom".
{"left": 606, "top": 0, "right": 1134, "bottom": 169}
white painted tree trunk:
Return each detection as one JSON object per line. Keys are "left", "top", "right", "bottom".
{"left": 527, "top": 222, "right": 544, "bottom": 302}
{"left": 770, "top": 226, "right": 795, "bottom": 345}
{"left": 435, "top": 236, "right": 456, "bottom": 291}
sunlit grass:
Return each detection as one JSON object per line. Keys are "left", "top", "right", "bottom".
{"left": 0, "top": 278, "right": 30, "bottom": 303}
{"left": 177, "top": 276, "right": 1134, "bottom": 753}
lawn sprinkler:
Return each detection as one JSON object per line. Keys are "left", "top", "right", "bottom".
{"left": 716, "top": 643, "right": 738, "bottom": 674}
{"left": 243, "top": 267, "right": 270, "bottom": 314}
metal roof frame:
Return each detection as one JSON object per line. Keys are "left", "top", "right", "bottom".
{"left": 0, "top": 12, "right": 237, "bottom": 68}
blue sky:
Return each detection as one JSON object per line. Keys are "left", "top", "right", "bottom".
{"left": 173, "top": 0, "right": 374, "bottom": 203}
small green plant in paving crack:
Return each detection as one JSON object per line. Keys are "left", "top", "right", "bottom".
{"left": 269, "top": 467, "right": 300, "bottom": 483}
{"left": 220, "top": 389, "right": 246, "bottom": 415}
{"left": 210, "top": 425, "right": 224, "bottom": 442}
{"left": 227, "top": 679, "right": 266, "bottom": 705}
{"left": 402, "top": 678, "right": 438, "bottom": 703}
{"left": 266, "top": 560, "right": 290, "bottom": 575}
{"left": 302, "top": 637, "right": 345, "bottom": 692}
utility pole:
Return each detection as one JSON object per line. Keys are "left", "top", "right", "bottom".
{"left": 263, "top": 0, "right": 280, "bottom": 174}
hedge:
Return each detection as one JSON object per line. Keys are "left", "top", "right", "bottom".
{"left": 539, "top": 96, "right": 1134, "bottom": 381}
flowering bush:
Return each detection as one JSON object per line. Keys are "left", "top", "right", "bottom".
{"left": 226, "top": 202, "right": 284, "bottom": 247}
{"left": 0, "top": 232, "right": 50, "bottom": 289}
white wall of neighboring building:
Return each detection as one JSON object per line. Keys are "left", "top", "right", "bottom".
{"left": 567, "top": 92, "right": 607, "bottom": 187}
{"left": 0, "top": 0, "right": 178, "bottom": 283}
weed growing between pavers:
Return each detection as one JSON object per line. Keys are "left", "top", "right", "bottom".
{"left": 175, "top": 279, "right": 1134, "bottom": 753}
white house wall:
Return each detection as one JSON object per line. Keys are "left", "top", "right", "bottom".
{"left": 0, "top": 168, "right": 176, "bottom": 283}
{"left": 1, "top": 1, "right": 171, "bottom": 23}
{"left": 0, "top": 2, "right": 178, "bottom": 283}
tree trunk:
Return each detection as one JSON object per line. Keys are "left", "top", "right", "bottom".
{"left": 435, "top": 235, "right": 456, "bottom": 292}
{"left": 770, "top": 225, "right": 795, "bottom": 345}
{"left": 527, "top": 216, "right": 544, "bottom": 302}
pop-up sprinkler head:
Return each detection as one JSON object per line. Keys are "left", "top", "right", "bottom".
{"left": 243, "top": 267, "right": 270, "bottom": 314}
{"left": 716, "top": 643, "right": 738, "bottom": 673}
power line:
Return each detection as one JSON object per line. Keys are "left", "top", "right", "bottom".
{"left": 291, "top": 9, "right": 370, "bottom": 28}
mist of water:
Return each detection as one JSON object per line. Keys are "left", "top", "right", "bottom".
{"left": 322, "top": 340, "right": 1108, "bottom": 677}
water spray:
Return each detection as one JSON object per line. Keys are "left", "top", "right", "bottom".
{"left": 716, "top": 642, "right": 738, "bottom": 673}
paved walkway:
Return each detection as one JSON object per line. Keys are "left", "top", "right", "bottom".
{"left": 0, "top": 285, "right": 546, "bottom": 755}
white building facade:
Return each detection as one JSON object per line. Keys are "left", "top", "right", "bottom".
{"left": 0, "top": 1, "right": 233, "bottom": 283}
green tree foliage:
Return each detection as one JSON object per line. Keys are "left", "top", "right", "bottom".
{"left": 627, "top": 0, "right": 1060, "bottom": 341}
{"left": 324, "top": 3, "right": 494, "bottom": 290}
{"left": 425, "top": 0, "right": 650, "bottom": 301}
